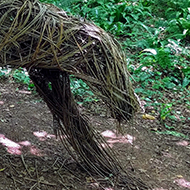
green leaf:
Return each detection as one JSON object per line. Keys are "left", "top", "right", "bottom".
{"left": 157, "top": 130, "right": 189, "bottom": 139}
{"left": 164, "top": 124, "right": 175, "bottom": 130}
{"left": 0, "top": 168, "right": 5, "bottom": 172}
{"left": 182, "top": 77, "right": 190, "bottom": 87}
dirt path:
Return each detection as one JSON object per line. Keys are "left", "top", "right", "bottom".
{"left": 0, "top": 80, "right": 190, "bottom": 190}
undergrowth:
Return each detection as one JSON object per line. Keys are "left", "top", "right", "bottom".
{"left": 66, "top": 0, "right": 190, "bottom": 138}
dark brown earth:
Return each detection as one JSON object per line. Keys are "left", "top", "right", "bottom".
{"left": 0, "top": 79, "right": 190, "bottom": 190}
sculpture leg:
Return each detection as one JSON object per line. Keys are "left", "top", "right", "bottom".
{"left": 28, "top": 68, "right": 120, "bottom": 176}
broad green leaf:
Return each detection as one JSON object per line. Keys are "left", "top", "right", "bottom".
{"left": 182, "top": 77, "right": 190, "bottom": 87}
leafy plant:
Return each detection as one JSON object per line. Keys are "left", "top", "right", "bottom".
{"left": 157, "top": 130, "right": 189, "bottom": 139}
{"left": 159, "top": 103, "right": 172, "bottom": 121}
{"left": 12, "top": 68, "right": 35, "bottom": 91}
{"left": 66, "top": 0, "right": 152, "bottom": 36}
{"left": 39, "top": 0, "right": 77, "bottom": 8}
{"left": 70, "top": 76, "right": 98, "bottom": 105}
{"left": 150, "top": 0, "right": 190, "bottom": 19}
{"left": 12, "top": 68, "right": 30, "bottom": 84}
{"left": 0, "top": 68, "right": 8, "bottom": 79}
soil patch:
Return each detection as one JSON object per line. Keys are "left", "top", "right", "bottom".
{"left": 0, "top": 80, "right": 190, "bottom": 190}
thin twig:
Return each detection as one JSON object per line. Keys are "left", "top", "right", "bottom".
{"left": 58, "top": 179, "right": 70, "bottom": 190}
{"left": 10, "top": 172, "right": 17, "bottom": 189}
{"left": 21, "top": 155, "right": 32, "bottom": 177}
{"left": 35, "top": 160, "right": 40, "bottom": 187}
{"left": 29, "top": 182, "right": 37, "bottom": 190}
{"left": 51, "top": 157, "right": 59, "bottom": 168}
{"left": 24, "top": 177, "right": 56, "bottom": 186}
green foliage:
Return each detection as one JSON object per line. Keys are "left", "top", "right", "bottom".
{"left": 159, "top": 103, "right": 172, "bottom": 121}
{"left": 39, "top": 0, "right": 77, "bottom": 8}
{"left": 0, "top": 68, "right": 35, "bottom": 90}
{"left": 65, "top": 0, "right": 190, "bottom": 100}
{"left": 157, "top": 130, "right": 189, "bottom": 139}
{"left": 137, "top": 45, "right": 190, "bottom": 88}
{"left": 64, "top": 0, "right": 190, "bottom": 113}
{"left": 70, "top": 76, "right": 98, "bottom": 105}
{"left": 13, "top": 68, "right": 35, "bottom": 90}
{"left": 66, "top": 0, "right": 152, "bottom": 36}
{"left": 0, "top": 68, "right": 7, "bottom": 79}
{"left": 12, "top": 68, "right": 30, "bottom": 84}
{"left": 151, "top": 0, "right": 190, "bottom": 19}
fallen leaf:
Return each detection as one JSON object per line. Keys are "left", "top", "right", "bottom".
{"left": 138, "top": 169, "right": 147, "bottom": 173}
{"left": 142, "top": 114, "right": 155, "bottom": 120}
{"left": 176, "top": 175, "right": 183, "bottom": 178}
{"left": 86, "top": 177, "right": 93, "bottom": 183}
{"left": 150, "top": 128, "right": 158, "bottom": 131}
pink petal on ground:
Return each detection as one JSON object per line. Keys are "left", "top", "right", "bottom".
{"left": 46, "top": 134, "right": 56, "bottom": 139}
{"left": 0, "top": 135, "right": 20, "bottom": 148}
{"left": 126, "top": 134, "right": 136, "bottom": 144}
{"left": 30, "top": 146, "right": 44, "bottom": 156}
{"left": 106, "top": 135, "right": 135, "bottom": 145}
{"left": 19, "top": 141, "right": 31, "bottom": 146}
{"left": 175, "top": 178, "right": 190, "bottom": 189}
{"left": 101, "top": 130, "right": 117, "bottom": 138}
{"left": 0, "top": 101, "right": 4, "bottom": 105}
{"left": 107, "top": 139, "right": 120, "bottom": 144}
{"left": 33, "top": 131, "right": 47, "bottom": 138}
{"left": 7, "top": 147, "right": 22, "bottom": 155}
{"left": 0, "top": 134, "right": 5, "bottom": 138}
{"left": 176, "top": 140, "right": 189, "bottom": 146}
{"left": 0, "top": 134, "right": 22, "bottom": 155}
{"left": 38, "top": 137, "right": 46, "bottom": 141}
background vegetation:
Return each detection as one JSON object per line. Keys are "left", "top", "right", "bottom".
{"left": 1, "top": 0, "right": 190, "bottom": 138}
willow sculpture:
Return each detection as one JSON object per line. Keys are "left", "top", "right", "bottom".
{"left": 0, "top": 0, "right": 148, "bottom": 189}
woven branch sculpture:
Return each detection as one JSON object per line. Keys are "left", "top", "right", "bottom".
{"left": 0, "top": 0, "right": 148, "bottom": 189}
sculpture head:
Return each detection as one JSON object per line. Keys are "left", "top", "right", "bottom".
{"left": 0, "top": 0, "right": 139, "bottom": 124}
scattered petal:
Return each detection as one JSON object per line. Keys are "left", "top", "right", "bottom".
{"left": 30, "top": 146, "right": 44, "bottom": 156}
{"left": 17, "top": 90, "right": 31, "bottom": 95}
{"left": 0, "top": 134, "right": 22, "bottom": 155}
{"left": 19, "top": 141, "right": 31, "bottom": 146}
{"left": 174, "top": 178, "right": 190, "bottom": 189}
{"left": 101, "top": 130, "right": 116, "bottom": 138}
{"left": 176, "top": 141, "right": 189, "bottom": 146}
{"left": 33, "top": 131, "right": 47, "bottom": 138}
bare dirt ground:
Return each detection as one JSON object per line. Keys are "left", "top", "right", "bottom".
{"left": 0, "top": 79, "right": 190, "bottom": 190}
